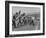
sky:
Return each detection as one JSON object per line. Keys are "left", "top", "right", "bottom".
{"left": 12, "top": 6, "right": 40, "bottom": 16}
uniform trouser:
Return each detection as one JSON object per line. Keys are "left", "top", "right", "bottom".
{"left": 29, "top": 20, "right": 34, "bottom": 26}
{"left": 13, "top": 21, "right": 16, "bottom": 28}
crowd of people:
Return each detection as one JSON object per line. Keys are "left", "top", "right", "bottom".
{"left": 12, "top": 10, "right": 35, "bottom": 28}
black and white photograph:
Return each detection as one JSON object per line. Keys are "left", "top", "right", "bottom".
{"left": 12, "top": 6, "right": 40, "bottom": 31}
{"left": 5, "top": 1, "right": 45, "bottom": 37}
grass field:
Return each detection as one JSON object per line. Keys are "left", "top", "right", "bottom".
{"left": 12, "top": 20, "right": 40, "bottom": 31}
